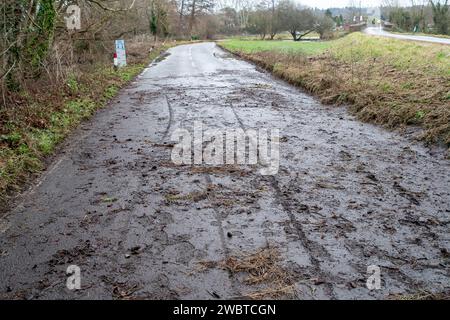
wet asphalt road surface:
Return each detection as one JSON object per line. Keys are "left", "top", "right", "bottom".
{"left": 0, "top": 43, "right": 449, "bottom": 299}
{"left": 365, "top": 27, "right": 450, "bottom": 45}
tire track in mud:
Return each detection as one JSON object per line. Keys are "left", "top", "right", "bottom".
{"left": 180, "top": 91, "right": 241, "bottom": 297}
{"left": 202, "top": 174, "right": 241, "bottom": 297}
{"left": 162, "top": 94, "right": 174, "bottom": 140}
{"left": 154, "top": 87, "right": 241, "bottom": 298}
{"left": 230, "top": 102, "right": 336, "bottom": 299}
{"left": 96, "top": 88, "right": 192, "bottom": 298}
{"left": 58, "top": 90, "right": 180, "bottom": 299}
{"left": 266, "top": 176, "right": 336, "bottom": 298}
{"left": 79, "top": 106, "right": 162, "bottom": 298}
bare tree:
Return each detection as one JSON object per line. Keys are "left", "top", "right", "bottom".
{"left": 277, "top": 0, "right": 316, "bottom": 41}
{"left": 315, "top": 14, "right": 335, "bottom": 39}
{"left": 431, "top": 0, "right": 449, "bottom": 34}
{"left": 246, "top": 3, "right": 271, "bottom": 39}
{"left": 183, "top": 0, "right": 214, "bottom": 37}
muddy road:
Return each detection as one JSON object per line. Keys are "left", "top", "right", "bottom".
{"left": 0, "top": 43, "right": 449, "bottom": 300}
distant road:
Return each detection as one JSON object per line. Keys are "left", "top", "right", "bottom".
{"left": 364, "top": 27, "right": 450, "bottom": 45}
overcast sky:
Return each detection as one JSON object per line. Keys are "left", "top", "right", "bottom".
{"left": 297, "top": 0, "right": 382, "bottom": 9}
{"left": 219, "top": 0, "right": 412, "bottom": 10}
{"left": 285, "top": 0, "right": 412, "bottom": 9}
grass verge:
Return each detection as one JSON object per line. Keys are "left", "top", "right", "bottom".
{"left": 0, "top": 41, "right": 176, "bottom": 209}
{"left": 219, "top": 33, "right": 450, "bottom": 154}
{"left": 221, "top": 38, "right": 331, "bottom": 55}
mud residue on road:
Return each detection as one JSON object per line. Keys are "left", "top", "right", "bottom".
{"left": 0, "top": 43, "right": 449, "bottom": 300}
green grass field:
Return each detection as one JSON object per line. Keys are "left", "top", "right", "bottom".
{"left": 330, "top": 33, "right": 450, "bottom": 77}
{"left": 222, "top": 33, "right": 450, "bottom": 76}
{"left": 221, "top": 38, "right": 332, "bottom": 55}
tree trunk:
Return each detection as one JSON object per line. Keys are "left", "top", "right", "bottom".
{"left": 290, "top": 30, "right": 298, "bottom": 41}
{"left": 297, "top": 30, "right": 313, "bottom": 40}
{"left": 188, "top": 0, "right": 196, "bottom": 37}
{"left": 270, "top": 0, "right": 276, "bottom": 40}
{"left": 178, "top": 0, "right": 185, "bottom": 36}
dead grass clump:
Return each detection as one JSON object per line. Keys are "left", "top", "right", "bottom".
{"left": 197, "top": 247, "right": 295, "bottom": 299}
{"left": 164, "top": 184, "right": 216, "bottom": 203}
{"left": 388, "top": 290, "right": 450, "bottom": 300}
{"left": 222, "top": 248, "right": 289, "bottom": 284}
{"left": 190, "top": 165, "right": 251, "bottom": 176}
{"left": 164, "top": 190, "right": 209, "bottom": 203}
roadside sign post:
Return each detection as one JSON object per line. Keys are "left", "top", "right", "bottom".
{"left": 114, "top": 40, "right": 127, "bottom": 68}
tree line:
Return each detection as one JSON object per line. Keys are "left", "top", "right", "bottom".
{"left": 0, "top": 0, "right": 334, "bottom": 95}
{"left": 244, "top": 0, "right": 335, "bottom": 40}
{"left": 382, "top": 0, "right": 449, "bottom": 35}
{"left": 1, "top": 0, "right": 448, "bottom": 96}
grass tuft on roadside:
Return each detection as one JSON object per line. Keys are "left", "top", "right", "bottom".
{"left": 219, "top": 33, "right": 450, "bottom": 153}
{"left": 196, "top": 247, "right": 295, "bottom": 299}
